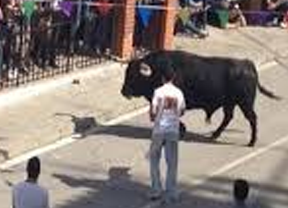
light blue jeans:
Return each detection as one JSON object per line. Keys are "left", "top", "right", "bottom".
{"left": 150, "top": 132, "right": 179, "bottom": 198}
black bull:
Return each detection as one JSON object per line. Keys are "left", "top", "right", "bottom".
{"left": 121, "top": 50, "right": 281, "bottom": 147}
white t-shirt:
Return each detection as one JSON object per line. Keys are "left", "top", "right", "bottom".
{"left": 12, "top": 181, "right": 49, "bottom": 208}
{"left": 151, "top": 82, "right": 186, "bottom": 135}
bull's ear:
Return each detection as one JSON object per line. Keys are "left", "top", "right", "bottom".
{"left": 140, "top": 63, "right": 152, "bottom": 77}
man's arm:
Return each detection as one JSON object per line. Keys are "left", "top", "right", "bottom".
{"left": 150, "top": 91, "right": 159, "bottom": 122}
{"left": 179, "top": 92, "right": 186, "bottom": 116}
{"left": 149, "top": 103, "right": 156, "bottom": 122}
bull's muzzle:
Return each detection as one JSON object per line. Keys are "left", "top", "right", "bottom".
{"left": 121, "top": 86, "right": 132, "bottom": 99}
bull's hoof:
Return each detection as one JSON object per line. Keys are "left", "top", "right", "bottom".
{"left": 180, "top": 122, "right": 186, "bottom": 140}
{"left": 210, "top": 132, "right": 220, "bottom": 141}
{"left": 248, "top": 138, "right": 257, "bottom": 147}
{"left": 247, "top": 142, "right": 255, "bottom": 147}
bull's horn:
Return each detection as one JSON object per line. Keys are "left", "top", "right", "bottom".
{"left": 114, "top": 57, "right": 129, "bottom": 67}
{"left": 140, "top": 63, "right": 152, "bottom": 77}
{"left": 117, "top": 58, "right": 129, "bottom": 64}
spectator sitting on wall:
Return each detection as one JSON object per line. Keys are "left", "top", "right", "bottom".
{"left": 207, "top": 0, "right": 246, "bottom": 29}
{"left": 184, "top": 0, "right": 208, "bottom": 38}
{"left": 226, "top": 1, "right": 247, "bottom": 28}
{"left": 266, "top": 0, "right": 288, "bottom": 28}
{"left": 207, "top": 0, "right": 230, "bottom": 28}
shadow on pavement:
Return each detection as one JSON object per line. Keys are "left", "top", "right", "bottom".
{"left": 54, "top": 113, "right": 98, "bottom": 134}
{"left": 0, "top": 149, "right": 9, "bottom": 161}
{"left": 52, "top": 167, "right": 288, "bottom": 208}
{"left": 53, "top": 166, "right": 149, "bottom": 208}
{"left": 54, "top": 112, "right": 243, "bottom": 146}
{"left": 95, "top": 124, "right": 236, "bottom": 146}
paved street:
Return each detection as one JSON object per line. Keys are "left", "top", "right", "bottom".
{"left": 0, "top": 56, "right": 287, "bottom": 207}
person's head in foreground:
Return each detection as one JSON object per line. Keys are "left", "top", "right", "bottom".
{"left": 26, "top": 157, "right": 41, "bottom": 182}
{"left": 234, "top": 179, "right": 249, "bottom": 205}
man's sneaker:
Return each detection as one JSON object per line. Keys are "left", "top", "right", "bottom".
{"left": 164, "top": 195, "right": 180, "bottom": 204}
{"left": 148, "top": 191, "right": 162, "bottom": 201}
{"left": 164, "top": 191, "right": 180, "bottom": 204}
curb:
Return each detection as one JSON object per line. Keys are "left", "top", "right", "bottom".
{"left": 0, "top": 62, "right": 126, "bottom": 109}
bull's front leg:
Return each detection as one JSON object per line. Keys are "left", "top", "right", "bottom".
{"left": 238, "top": 103, "right": 258, "bottom": 147}
{"left": 211, "top": 105, "right": 235, "bottom": 140}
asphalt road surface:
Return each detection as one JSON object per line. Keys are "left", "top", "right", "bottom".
{"left": 0, "top": 60, "right": 288, "bottom": 208}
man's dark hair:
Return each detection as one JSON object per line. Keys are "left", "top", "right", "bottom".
{"left": 234, "top": 179, "right": 249, "bottom": 202}
{"left": 26, "top": 157, "right": 41, "bottom": 179}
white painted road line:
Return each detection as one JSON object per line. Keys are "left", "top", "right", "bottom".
{"left": 102, "top": 106, "right": 149, "bottom": 126}
{"left": 0, "top": 137, "right": 76, "bottom": 170}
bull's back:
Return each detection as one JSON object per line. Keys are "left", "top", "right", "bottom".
{"left": 167, "top": 51, "right": 231, "bottom": 102}
{"left": 158, "top": 51, "right": 257, "bottom": 108}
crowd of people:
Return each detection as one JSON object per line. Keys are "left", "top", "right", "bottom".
{"left": 266, "top": 0, "right": 288, "bottom": 27}
{"left": 175, "top": 0, "right": 288, "bottom": 38}
{"left": 1, "top": 0, "right": 64, "bottom": 76}
{"left": 0, "top": 0, "right": 114, "bottom": 79}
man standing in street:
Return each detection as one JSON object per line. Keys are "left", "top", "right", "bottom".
{"left": 148, "top": 62, "right": 186, "bottom": 203}
{"left": 12, "top": 157, "right": 49, "bottom": 208}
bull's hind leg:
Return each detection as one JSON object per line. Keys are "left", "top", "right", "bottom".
{"left": 211, "top": 104, "right": 235, "bottom": 140}
{"left": 180, "top": 122, "right": 186, "bottom": 140}
{"left": 239, "top": 104, "right": 257, "bottom": 147}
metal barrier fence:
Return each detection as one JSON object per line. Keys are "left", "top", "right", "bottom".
{"left": 0, "top": 5, "right": 116, "bottom": 90}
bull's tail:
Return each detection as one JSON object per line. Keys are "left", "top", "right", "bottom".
{"left": 249, "top": 60, "right": 282, "bottom": 100}
{"left": 257, "top": 82, "right": 281, "bottom": 100}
